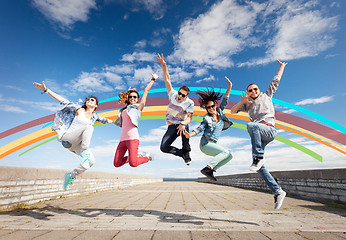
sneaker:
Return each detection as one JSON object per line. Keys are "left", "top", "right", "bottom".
{"left": 138, "top": 152, "right": 153, "bottom": 161}
{"left": 78, "top": 151, "right": 91, "bottom": 169}
{"left": 249, "top": 156, "right": 266, "bottom": 172}
{"left": 63, "top": 172, "right": 76, "bottom": 191}
{"left": 200, "top": 167, "right": 217, "bottom": 181}
{"left": 182, "top": 152, "right": 191, "bottom": 166}
{"left": 274, "top": 191, "right": 286, "bottom": 210}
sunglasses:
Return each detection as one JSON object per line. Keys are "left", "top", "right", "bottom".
{"left": 206, "top": 104, "right": 216, "bottom": 110}
{"left": 128, "top": 95, "right": 138, "bottom": 99}
{"left": 87, "top": 98, "right": 96, "bottom": 102}
{"left": 178, "top": 91, "right": 187, "bottom": 98}
{"left": 248, "top": 87, "right": 258, "bottom": 93}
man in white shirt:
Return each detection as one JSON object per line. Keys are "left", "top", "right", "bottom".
{"left": 155, "top": 53, "right": 194, "bottom": 165}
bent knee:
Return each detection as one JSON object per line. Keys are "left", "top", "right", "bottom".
{"left": 160, "top": 144, "right": 169, "bottom": 153}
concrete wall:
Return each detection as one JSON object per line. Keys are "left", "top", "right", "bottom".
{"left": 198, "top": 168, "right": 346, "bottom": 204}
{"left": 0, "top": 166, "right": 163, "bottom": 210}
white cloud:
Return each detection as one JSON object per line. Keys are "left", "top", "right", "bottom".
{"left": 196, "top": 75, "right": 215, "bottom": 84}
{"left": 169, "top": 0, "right": 338, "bottom": 69}
{"left": 121, "top": 51, "right": 155, "bottom": 63}
{"left": 134, "top": 40, "right": 147, "bottom": 48}
{"left": 295, "top": 96, "right": 334, "bottom": 106}
{"left": 133, "top": 66, "right": 154, "bottom": 84}
{"left": 129, "top": 0, "right": 167, "bottom": 20}
{"left": 239, "top": 1, "right": 338, "bottom": 67}
{"left": 69, "top": 71, "right": 116, "bottom": 93}
{"left": 0, "top": 93, "right": 61, "bottom": 113}
{"left": 2, "top": 105, "right": 28, "bottom": 114}
{"left": 194, "top": 68, "right": 208, "bottom": 77}
{"left": 32, "top": 0, "right": 97, "bottom": 30}
{"left": 170, "top": 0, "right": 262, "bottom": 68}
{"left": 169, "top": 67, "right": 194, "bottom": 83}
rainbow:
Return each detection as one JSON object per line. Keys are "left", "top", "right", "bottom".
{"left": 1, "top": 88, "right": 345, "bottom": 162}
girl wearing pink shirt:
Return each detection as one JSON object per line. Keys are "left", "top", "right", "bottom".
{"left": 113, "top": 74, "right": 157, "bottom": 167}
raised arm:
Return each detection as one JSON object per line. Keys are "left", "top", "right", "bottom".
{"left": 138, "top": 73, "right": 158, "bottom": 111}
{"left": 155, "top": 53, "right": 173, "bottom": 94}
{"left": 276, "top": 59, "right": 288, "bottom": 78}
{"left": 224, "top": 76, "right": 232, "bottom": 97}
{"left": 33, "top": 81, "right": 64, "bottom": 102}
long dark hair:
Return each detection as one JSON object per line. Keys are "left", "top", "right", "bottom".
{"left": 196, "top": 88, "right": 222, "bottom": 109}
{"left": 81, "top": 95, "right": 99, "bottom": 112}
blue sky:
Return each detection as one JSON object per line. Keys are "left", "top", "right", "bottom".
{"left": 0, "top": 0, "right": 345, "bottom": 178}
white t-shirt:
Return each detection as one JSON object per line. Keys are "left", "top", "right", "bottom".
{"left": 165, "top": 89, "right": 194, "bottom": 125}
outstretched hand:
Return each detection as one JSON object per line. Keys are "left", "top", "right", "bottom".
{"left": 240, "top": 92, "right": 252, "bottom": 104}
{"left": 154, "top": 53, "right": 166, "bottom": 65}
{"left": 33, "top": 81, "right": 46, "bottom": 91}
{"left": 277, "top": 59, "right": 288, "bottom": 67}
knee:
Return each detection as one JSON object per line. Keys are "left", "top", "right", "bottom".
{"left": 62, "top": 141, "right": 72, "bottom": 149}
{"left": 247, "top": 122, "right": 258, "bottom": 132}
{"left": 160, "top": 143, "right": 169, "bottom": 153}
{"left": 129, "top": 162, "right": 139, "bottom": 168}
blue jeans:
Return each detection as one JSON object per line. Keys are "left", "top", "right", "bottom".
{"left": 247, "top": 122, "right": 282, "bottom": 195}
{"left": 160, "top": 124, "right": 191, "bottom": 157}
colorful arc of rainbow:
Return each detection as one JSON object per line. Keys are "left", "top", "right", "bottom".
{"left": 0, "top": 87, "right": 345, "bottom": 161}
{"left": 18, "top": 114, "right": 322, "bottom": 162}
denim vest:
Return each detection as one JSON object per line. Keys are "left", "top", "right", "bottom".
{"left": 114, "top": 103, "right": 141, "bottom": 128}
{"left": 193, "top": 96, "right": 233, "bottom": 146}
{"left": 51, "top": 98, "right": 109, "bottom": 141}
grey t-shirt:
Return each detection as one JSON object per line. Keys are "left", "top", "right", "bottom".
{"left": 238, "top": 75, "right": 281, "bottom": 126}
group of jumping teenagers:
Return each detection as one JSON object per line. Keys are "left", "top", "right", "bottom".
{"left": 33, "top": 53, "right": 288, "bottom": 210}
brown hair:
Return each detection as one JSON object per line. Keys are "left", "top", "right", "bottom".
{"left": 118, "top": 89, "right": 140, "bottom": 105}
{"left": 179, "top": 86, "right": 190, "bottom": 95}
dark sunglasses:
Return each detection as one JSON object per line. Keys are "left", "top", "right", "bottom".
{"left": 128, "top": 95, "right": 138, "bottom": 99}
{"left": 248, "top": 87, "right": 258, "bottom": 93}
{"left": 87, "top": 98, "right": 96, "bottom": 102}
{"left": 206, "top": 104, "right": 216, "bottom": 110}
{"left": 178, "top": 91, "right": 187, "bottom": 98}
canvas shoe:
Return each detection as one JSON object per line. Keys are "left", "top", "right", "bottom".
{"left": 138, "top": 152, "right": 153, "bottom": 161}
{"left": 63, "top": 172, "right": 75, "bottom": 191}
{"left": 78, "top": 151, "right": 91, "bottom": 169}
{"left": 200, "top": 167, "right": 217, "bottom": 181}
{"left": 274, "top": 191, "right": 286, "bottom": 210}
{"left": 182, "top": 152, "right": 191, "bottom": 166}
{"left": 249, "top": 156, "right": 266, "bottom": 172}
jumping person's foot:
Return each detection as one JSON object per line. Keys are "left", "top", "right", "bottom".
{"left": 274, "top": 191, "right": 286, "bottom": 210}
{"left": 63, "top": 172, "right": 75, "bottom": 191}
{"left": 249, "top": 155, "right": 265, "bottom": 172}
{"left": 182, "top": 152, "right": 191, "bottom": 165}
{"left": 79, "top": 151, "right": 91, "bottom": 169}
{"left": 200, "top": 167, "right": 217, "bottom": 181}
{"left": 138, "top": 152, "right": 153, "bottom": 161}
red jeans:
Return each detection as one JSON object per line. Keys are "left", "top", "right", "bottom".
{"left": 114, "top": 139, "right": 149, "bottom": 167}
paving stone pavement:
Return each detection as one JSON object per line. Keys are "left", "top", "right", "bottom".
{"left": 0, "top": 181, "right": 345, "bottom": 239}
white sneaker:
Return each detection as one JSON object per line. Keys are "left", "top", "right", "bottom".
{"left": 249, "top": 156, "right": 265, "bottom": 172}
{"left": 138, "top": 152, "right": 152, "bottom": 161}
{"left": 274, "top": 191, "right": 286, "bottom": 210}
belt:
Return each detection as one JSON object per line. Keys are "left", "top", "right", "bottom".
{"left": 259, "top": 120, "right": 274, "bottom": 127}
{"left": 208, "top": 139, "right": 217, "bottom": 143}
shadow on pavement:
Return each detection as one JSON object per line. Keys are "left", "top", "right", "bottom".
{"left": 0, "top": 205, "right": 259, "bottom": 226}
{"left": 298, "top": 204, "right": 346, "bottom": 217}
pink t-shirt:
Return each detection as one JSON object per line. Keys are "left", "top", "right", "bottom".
{"left": 120, "top": 110, "right": 139, "bottom": 141}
